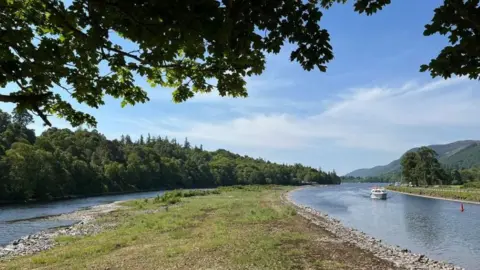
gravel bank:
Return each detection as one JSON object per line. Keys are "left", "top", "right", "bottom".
{"left": 284, "top": 189, "right": 464, "bottom": 270}
{"left": 0, "top": 202, "right": 122, "bottom": 260}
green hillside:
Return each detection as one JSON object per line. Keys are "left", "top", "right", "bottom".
{"left": 439, "top": 142, "right": 480, "bottom": 169}
{"left": 344, "top": 160, "right": 400, "bottom": 178}
{"left": 346, "top": 140, "right": 480, "bottom": 178}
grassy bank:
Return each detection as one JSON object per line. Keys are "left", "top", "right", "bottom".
{"left": 387, "top": 186, "right": 480, "bottom": 203}
{"left": 0, "top": 186, "right": 396, "bottom": 270}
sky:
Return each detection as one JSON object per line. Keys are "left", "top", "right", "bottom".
{"left": 2, "top": 0, "right": 480, "bottom": 175}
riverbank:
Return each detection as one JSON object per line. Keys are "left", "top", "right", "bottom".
{"left": 386, "top": 186, "right": 480, "bottom": 204}
{"left": 0, "top": 185, "right": 462, "bottom": 269}
{"left": 0, "top": 202, "right": 122, "bottom": 259}
{"left": 284, "top": 188, "right": 463, "bottom": 270}
{"left": 1, "top": 186, "right": 400, "bottom": 269}
{"left": 0, "top": 188, "right": 172, "bottom": 206}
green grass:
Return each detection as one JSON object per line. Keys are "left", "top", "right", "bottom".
{"left": 387, "top": 186, "right": 480, "bottom": 202}
{"left": 1, "top": 185, "right": 395, "bottom": 270}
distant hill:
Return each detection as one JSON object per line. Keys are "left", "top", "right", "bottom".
{"left": 346, "top": 140, "right": 480, "bottom": 178}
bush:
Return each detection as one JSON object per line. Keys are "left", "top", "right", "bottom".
{"left": 218, "top": 185, "right": 272, "bottom": 192}
{"left": 152, "top": 189, "right": 221, "bottom": 205}
{"left": 164, "top": 196, "right": 181, "bottom": 205}
{"left": 182, "top": 189, "right": 220, "bottom": 197}
{"left": 463, "top": 181, "right": 480, "bottom": 189}
{"left": 451, "top": 179, "right": 464, "bottom": 185}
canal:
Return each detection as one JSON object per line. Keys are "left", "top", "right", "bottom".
{"left": 291, "top": 183, "right": 480, "bottom": 270}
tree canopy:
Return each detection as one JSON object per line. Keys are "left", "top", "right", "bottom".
{"left": 0, "top": 109, "right": 340, "bottom": 202}
{"left": 1, "top": 0, "right": 478, "bottom": 127}
{"left": 400, "top": 147, "right": 450, "bottom": 186}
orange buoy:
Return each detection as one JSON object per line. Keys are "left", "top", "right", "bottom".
{"left": 460, "top": 203, "right": 464, "bottom": 212}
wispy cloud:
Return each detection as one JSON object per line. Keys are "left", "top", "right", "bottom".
{"left": 131, "top": 77, "right": 479, "bottom": 153}
{"left": 10, "top": 75, "right": 479, "bottom": 156}
{"left": 145, "top": 73, "right": 299, "bottom": 108}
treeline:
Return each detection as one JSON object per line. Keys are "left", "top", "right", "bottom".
{"left": 344, "top": 148, "right": 480, "bottom": 186}
{"left": 0, "top": 110, "right": 340, "bottom": 202}
{"left": 344, "top": 165, "right": 480, "bottom": 186}
{"left": 457, "top": 167, "right": 480, "bottom": 183}
{"left": 341, "top": 175, "right": 396, "bottom": 183}
{"left": 401, "top": 147, "right": 466, "bottom": 186}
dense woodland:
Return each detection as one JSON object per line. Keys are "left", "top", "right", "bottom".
{"left": 0, "top": 110, "right": 340, "bottom": 202}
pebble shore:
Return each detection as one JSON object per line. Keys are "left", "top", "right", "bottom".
{"left": 283, "top": 189, "right": 464, "bottom": 270}
{"left": 0, "top": 202, "right": 121, "bottom": 260}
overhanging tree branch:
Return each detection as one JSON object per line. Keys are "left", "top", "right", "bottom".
{"left": 1, "top": 0, "right": 476, "bottom": 129}
{"left": 0, "top": 93, "right": 50, "bottom": 104}
{"left": 31, "top": 106, "right": 52, "bottom": 126}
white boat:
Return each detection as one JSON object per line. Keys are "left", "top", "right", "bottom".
{"left": 370, "top": 187, "right": 387, "bottom": 200}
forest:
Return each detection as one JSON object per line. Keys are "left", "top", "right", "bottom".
{"left": 0, "top": 110, "right": 340, "bottom": 202}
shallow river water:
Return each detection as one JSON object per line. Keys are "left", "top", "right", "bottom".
{"left": 0, "top": 191, "right": 164, "bottom": 246}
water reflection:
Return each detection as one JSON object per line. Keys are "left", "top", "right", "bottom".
{"left": 402, "top": 195, "right": 444, "bottom": 249}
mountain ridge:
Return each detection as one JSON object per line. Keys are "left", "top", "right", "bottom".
{"left": 346, "top": 140, "right": 480, "bottom": 178}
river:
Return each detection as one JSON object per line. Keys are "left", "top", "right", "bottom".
{"left": 0, "top": 190, "right": 164, "bottom": 246}
{"left": 291, "top": 183, "right": 480, "bottom": 270}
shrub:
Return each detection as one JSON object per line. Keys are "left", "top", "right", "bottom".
{"left": 463, "top": 181, "right": 480, "bottom": 189}
{"left": 152, "top": 189, "right": 221, "bottom": 205}
{"left": 218, "top": 185, "right": 271, "bottom": 192}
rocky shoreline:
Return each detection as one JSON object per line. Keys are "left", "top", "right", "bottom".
{"left": 283, "top": 189, "right": 464, "bottom": 270}
{"left": 0, "top": 201, "right": 122, "bottom": 260}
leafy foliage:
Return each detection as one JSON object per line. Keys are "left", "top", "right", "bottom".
{"left": 420, "top": 0, "right": 480, "bottom": 80}
{"left": 0, "top": 0, "right": 335, "bottom": 127}
{"left": 463, "top": 181, "right": 480, "bottom": 188}
{"left": 0, "top": 109, "right": 339, "bottom": 202}
{"left": 400, "top": 147, "right": 450, "bottom": 186}
{"left": 458, "top": 166, "right": 480, "bottom": 183}
{"left": 0, "top": 0, "right": 478, "bottom": 127}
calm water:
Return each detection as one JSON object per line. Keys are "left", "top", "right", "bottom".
{"left": 0, "top": 191, "right": 164, "bottom": 246}
{"left": 291, "top": 183, "right": 480, "bottom": 270}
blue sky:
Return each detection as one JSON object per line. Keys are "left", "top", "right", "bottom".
{"left": 2, "top": 0, "right": 480, "bottom": 175}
